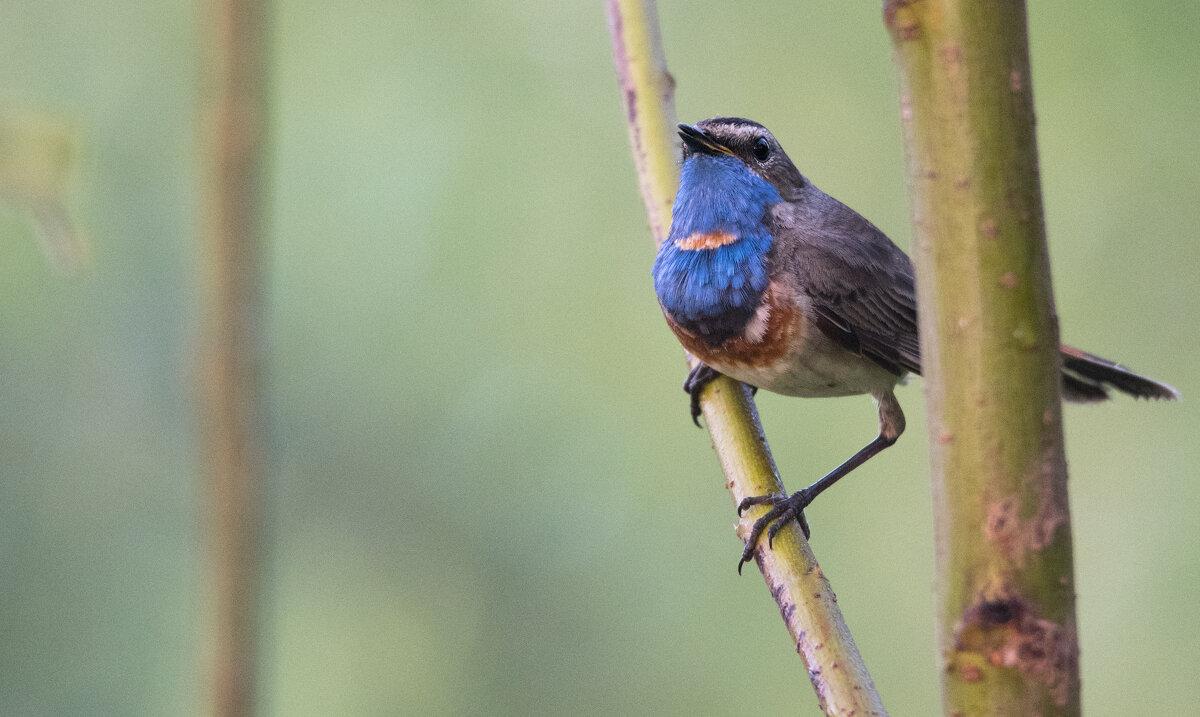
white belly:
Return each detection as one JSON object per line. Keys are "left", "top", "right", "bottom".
{"left": 712, "top": 327, "right": 903, "bottom": 398}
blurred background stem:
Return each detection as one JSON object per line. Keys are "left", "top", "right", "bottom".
{"left": 198, "top": 0, "right": 270, "bottom": 714}
{"left": 607, "top": 2, "right": 886, "bottom": 714}
{"left": 887, "top": 1, "right": 1081, "bottom": 714}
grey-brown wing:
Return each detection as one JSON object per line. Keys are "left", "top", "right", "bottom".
{"left": 769, "top": 195, "right": 922, "bottom": 377}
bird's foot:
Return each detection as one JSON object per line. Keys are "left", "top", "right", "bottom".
{"left": 683, "top": 363, "right": 721, "bottom": 427}
{"left": 682, "top": 364, "right": 756, "bottom": 427}
{"left": 736, "top": 491, "right": 812, "bottom": 574}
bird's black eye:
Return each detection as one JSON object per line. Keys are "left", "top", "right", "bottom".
{"left": 752, "top": 137, "right": 771, "bottom": 162}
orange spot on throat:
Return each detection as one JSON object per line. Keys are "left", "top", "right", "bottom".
{"left": 675, "top": 230, "right": 737, "bottom": 250}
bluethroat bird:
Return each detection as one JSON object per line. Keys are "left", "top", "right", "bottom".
{"left": 652, "top": 117, "right": 1179, "bottom": 572}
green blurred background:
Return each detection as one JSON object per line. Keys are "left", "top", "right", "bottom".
{"left": 3, "top": 1, "right": 1197, "bottom": 715}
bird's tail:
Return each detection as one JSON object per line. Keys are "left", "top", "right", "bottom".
{"left": 1059, "top": 344, "right": 1180, "bottom": 403}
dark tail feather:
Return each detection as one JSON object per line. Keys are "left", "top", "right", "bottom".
{"left": 1060, "top": 344, "right": 1181, "bottom": 403}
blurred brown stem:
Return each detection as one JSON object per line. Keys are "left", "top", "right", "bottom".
{"left": 198, "top": 0, "right": 269, "bottom": 715}
{"left": 606, "top": 1, "right": 886, "bottom": 714}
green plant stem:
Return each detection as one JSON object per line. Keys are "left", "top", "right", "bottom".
{"left": 606, "top": 2, "right": 885, "bottom": 714}
{"left": 199, "top": 0, "right": 270, "bottom": 714}
{"left": 886, "top": 1, "right": 1080, "bottom": 714}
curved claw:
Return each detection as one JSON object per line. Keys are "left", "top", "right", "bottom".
{"left": 738, "top": 493, "right": 784, "bottom": 516}
{"left": 737, "top": 545, "right": 755, "bottom": 575}
{"left": 682, "top": 364, "right": 721, "bottom": 428}
{"left": 689, "top": 393, "right": 703, "bottom": 428}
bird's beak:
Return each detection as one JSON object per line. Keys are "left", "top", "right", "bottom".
{"left": 677, "top": 123, "right": 733, "bottom": 156}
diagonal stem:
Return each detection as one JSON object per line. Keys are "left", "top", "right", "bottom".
{"left": 606, "top": 2, "right": 887, "bottom": 715}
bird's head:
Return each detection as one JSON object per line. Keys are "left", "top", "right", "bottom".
{"left": 677, "top": 117, "right": 807, "bottom": 201}
{"left": 656, "top": 118, "right": 797, "bottom": 337}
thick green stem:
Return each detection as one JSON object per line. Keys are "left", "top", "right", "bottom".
{"left": 886, "top": 1, "right": 1080, "bottom": 714}
{"left": 607, "top": 2, "right": 885, "bottom": 714}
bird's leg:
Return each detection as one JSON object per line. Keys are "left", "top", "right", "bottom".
{"left": 736, "top": 390, "right": 906, "bottom": 573}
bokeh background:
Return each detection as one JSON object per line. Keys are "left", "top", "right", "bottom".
{"left": 3, "top": 1, "right": 1198, "bottom": 715}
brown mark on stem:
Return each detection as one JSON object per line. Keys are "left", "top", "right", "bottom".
{"left": 660, "top": 69, "right": 677, "bottom": 102}
{"left": 960, "top": 663, "right": 983, "bottom": 683}
{"left": 1010, "top": 68, "right": 1024, "bottom": 93}
{"left": 954, "top": 593, "right": 1077, "bottom": 706}
{"left": 984, "top": 437, "right": 1070, "bottom": 567}
{"left": 1030, "top": 440, "right": 1070, "bottom": 552}
{"left": 983, "top": 495, "right": 1021, "bottom": 562}
{"left": 883, "top": 0, "right": 921, "bottom": 41}
{"left": 623, "top": 87, "right": 638, "bottom": 125}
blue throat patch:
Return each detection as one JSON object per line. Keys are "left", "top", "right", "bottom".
{"left": 652, "top": 153, "right": 782, "bottom": 343}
